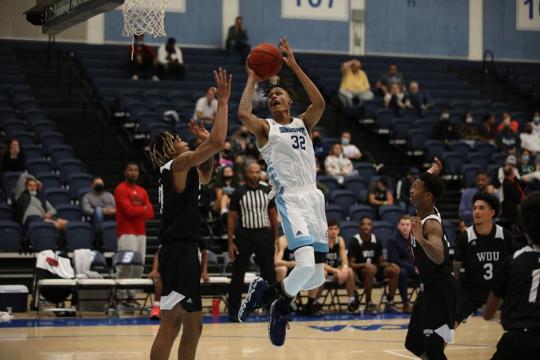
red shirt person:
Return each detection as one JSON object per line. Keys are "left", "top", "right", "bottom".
{"left": 114, "top": 162, "right": 154, "bottom": 303}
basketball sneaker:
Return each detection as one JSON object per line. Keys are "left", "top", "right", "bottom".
{"left": 238, "top": 277, "right": 268, "bottom": 322}
{"left": 268, "top": 298, "right": 290, "bottom": 347}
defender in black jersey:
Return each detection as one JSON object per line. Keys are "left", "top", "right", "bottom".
{"left": 484, "top": 192, "right": 540, "bottom": 359}
{"left": 405, "top": 159, "right": 458, "bottom": 360}
{"left": 147, "top": 68, "right": 231, "bottom": 360}
{"left": 453, "top": 192, "right": 514, "bottom": 327}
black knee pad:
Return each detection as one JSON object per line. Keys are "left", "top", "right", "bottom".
{"left": 424, "top": 334, "right": 446, "bottom": 360}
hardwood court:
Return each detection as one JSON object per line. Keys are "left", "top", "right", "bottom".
{"left": 0, "top": 315, "right": 503, "bottom": 360}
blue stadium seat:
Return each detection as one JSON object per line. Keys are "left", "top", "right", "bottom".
{"left": 425, "top": 140, "right": 447, "bottom": 161}
{"left": 2, "top": 171, "right": 22, "bottom": 200}
{"left": 101, "top": 221, "right": 117, "bottom": 252}
{"left": 28, "top": 221, "right": 59, "bottom": 252}
{"left": 467, "top": 152, "right": 489, "bottom": 169}
{"left": 38, "top": 131, "right": 64, "bottom": 152}
{"left": 344, "top": 176, "right": 369, "bottom": 201}
{"left": 27, "top": 159, "right": 54, "bottom": 175}
{"left": 462, "top": 164, "right": 482, "bottom": 188}
{"left": 408, "top": 129, "right": 430, "bottom": 150}
{"left": 57, "top": 159, "right": 85, "bottom": 183}
{"left": 317, "top": 175, "right": 340, "bottom": 193}
{"left": 23, "top": 144, "right": 43, "bottom": 160}
{"left": 0, "top": 204, "right": 14, "bottom": 221}
{"left": 349, "top": 204, "right": 375, "bottom": 223}
{"left": 379, "top": 205, "right": 404, "bottom": 227}
{"left": 339, "top": 221, "right": 358, "bottom": 246}
{"left": 0, "top": 221, "right": 23, "bottom": 251}
{"left": 56, "top": 204, "right": 83, "bottom": 222}
{"left": 449, "top": 141, "right": 471, "bottom": 157}
{"left": 2, "top": 119, "right": 26, "bottom": 133}
{"left": 473, "top": 141, "right": 496, "bottom": 157}
{"left": 8, "top": 131, "right": 35, "bottom": 146}
{"left": 65, "top": 221, "right": 94, "bottom": 250}
{"left": 31, "top": 120, "right": 56, "bottom": 136}
{"left": 353, "top": 163, "right": 377, "bottom": 183}
{"left": 492, "top": 152, "right": 507, "bottom": 166}
{"left": 331, "top": 190, "right": 357, "bottom": 212}
{"left": 325, "top": 205, "right": 346, "bottom": 222}
{"left": 47, "top": 144, "right": 74, "bottom": 162}
{"left": 442, "top": 152, "right": 465, "bottom": 174}
{"left": 372, "top": 221, "right": 395, "bottom": 249}
{"left": 36, "top": 173, "right": 62, "bottom": 190}
{"left": 67, "top": 173, "right": 93, "bottom": 199}
{"left": 44, "top": 188, "right": 71, "bottom": 207}
{"left": 375, "top": 109, "right": 393, "bottom": 130}
{"left": 413, "top": 119, "right": 435, "bottom": 136}
{"left": 391, "top": 119, "right": 411, "bottom": 139}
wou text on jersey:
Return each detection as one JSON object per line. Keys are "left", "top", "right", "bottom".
{"left": 476, "top": 251, "right": 500, "bottom": 262}
{"left": 279, "top": 126, "right": 306, "bottom": 135}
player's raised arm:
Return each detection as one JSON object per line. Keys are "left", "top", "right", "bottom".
{"left": 238, "top": 65, "right": 270, "bottom": 141}
{"left": 280, "top": 37, "right": 325, "bottom": 131}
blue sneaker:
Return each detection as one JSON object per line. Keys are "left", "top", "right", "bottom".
{"left": 268, "top": 298, "right": 290, "bottom": 347}
{"left": 238, "top": 277, "right": 268, "bottom": 322}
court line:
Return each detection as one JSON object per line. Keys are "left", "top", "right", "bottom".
{"left": 383, "top": 350, "right": 417, "bottom": 359}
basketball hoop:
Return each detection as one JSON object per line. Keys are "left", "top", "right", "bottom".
{"left": 122, "top": 0, "right": 168, "bottom": 38}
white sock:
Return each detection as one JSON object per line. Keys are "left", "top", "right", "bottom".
{"left": 153, "top": 301, "right": 160, "bottom": 307}
{"left": 315, "top": 298, "right": 324, "bottom": 305}
{"left": 348, "top": 296, "right": 355, "bottom": 304}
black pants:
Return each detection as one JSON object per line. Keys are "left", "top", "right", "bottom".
{"left": 228, "top": 228, "right": 275, "bottom": 315}
{"left": 492, "top": 330, "right": 540, "bottom": 359}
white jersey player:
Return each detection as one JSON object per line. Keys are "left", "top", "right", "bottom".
{"left": 235, "top": 38, "right": 327, "bottom": 347}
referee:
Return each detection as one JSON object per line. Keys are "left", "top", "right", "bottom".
{"left": 227, "top": 162, "right": 279, "bottom": 321}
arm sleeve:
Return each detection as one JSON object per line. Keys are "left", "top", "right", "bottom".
{"left": 81, "top": 194, "right": 94, "bottom": 215}
{"left": 195, "top": 98, "right": 204, "bottom": 113}
{"left": 15, "top": 172, "right": 36, "bottom": 200}
{"left": 229, "top": 189, "right": 241, "bottom": 212}
{"left": 491, "top": 258, "right": 510, "bottom": 297}
{"left": 114, "top": 187, "right": 149, "bottom": 218}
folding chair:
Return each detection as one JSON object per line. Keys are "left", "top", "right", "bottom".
{"left": 112, "top": 251, "right": 153, "bottom": 314}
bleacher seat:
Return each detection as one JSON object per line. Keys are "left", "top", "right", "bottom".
{"left": 379, "top": 205, "right": 404, "bottom": 227}
{"left": 56, "top": 204, "right": 83, "bottom": 222}
{"left": 325, "top": 205, "right": 346, "bottom": 222}
{"left": 67, "top": 173, "right": 93, "bottom": 199}
{"left": 331, "top": 190, "right": 357, "bottom": 212}
{"left": 372, "top": 221, "right": 395, "bottom": 249}
{"left": 449, "top": 141, "right": 471, "bottom": 157}
{"left": 443, "top": 221, "right": 457, "bottom": 248}
{"left": 58, "top": 159, "right": 85, "bottom": 182}
{"left": 462, "top": 164, "right": 482, "bottom": 188}
{"left": 8, "top": 131, "right": 34, "bottom": 145}
{"left": 23, "top": 144, "right": 43, "bottom": 160}
{"left": 44, "top": 188, "right": 71, "bottom": 207}
{"left": 2, "top": 171, "right": 22, "bottom": 199}
{"left": 27, "top": 159, "right": 53, "bottom": 175}
{"left": 28, "top": 221, "right": 59, "bottom": 251}
{"left": 0, "top": 203, "right": 14, "bottom": 221}
{"left": 408, "top": 129, "right": 430, "bottom": 151}
{"left": 425, "top": 140, "right": 447, "bottom": 161}
{"left": 101, "top": 221, "right": 117, "bottom": 252}
{"left": 391, "top": 119, "right": 411, "bottom": 139}
{"left": 47, "top": 144, "right": 74, "bottom": 161}
{"left": 473, "top": 141, "right": 495, "bottom": 157}
{"left": 467, "top": 152, "right": 489, "bottom": 169}
{"left": 442, "top": 152, "right": 465, "bottom": 174}
{"left": 343, "top": 176, "right": 368, "bottom": 200}
{"left": 353, "top": 163, "right": 377, "bottom": 183}
{"left": 0, "top": 220, "right": 23, "bottom": 251}
{"left": 65, "top": 221, "right": 94, "bottom": 250}
{"left": 36, "top": 173, "right": 62, "bottom": 190}
{"left": 349, "top": 204, "right": 375, "bottom": 223}
{"left": 491, "top": 152, "right": 507, "bottom": 166}
{"left": 317, "top": 175, "right": 340, "bottom": 193}
{"left": 339, "top": 221, "right": 358, "bottom": 245}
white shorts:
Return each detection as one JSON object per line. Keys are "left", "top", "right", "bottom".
{"left": 275, "top": 185, "right": 328, "bottom": 253}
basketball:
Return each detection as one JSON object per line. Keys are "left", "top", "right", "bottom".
{"left": 247, "top": 43, "right": 283, "bottom": 79}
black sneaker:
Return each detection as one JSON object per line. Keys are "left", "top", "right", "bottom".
{"left": 365, "top": 302, "right": 378, "bottom": 315}
{"left": 268, "top": 299, "right": 290, "bottom": 347}
{"left": 238, "top": 277, "right": 268, "bottom": 322}
{"left": 347, "top": 299, "right": 360, "bottom": 313}
{"left": 384, "top": 304, "right": 400, "bottom": 314}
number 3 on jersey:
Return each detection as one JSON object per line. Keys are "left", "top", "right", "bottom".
{"left": 291, "top": 135, "right": 306, "bottom": 150}
{"left": 483, "top": 263, "right": 493, "bottom": 280}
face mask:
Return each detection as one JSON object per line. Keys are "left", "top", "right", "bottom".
{"left": 441, "top": 113, "right": 450, "bottom": 120}
{"left": 341, "top": 138, "right": 350, "bottom": 145}
{"left": 29, "top": 190, "right": 37, "bottom": 196}
{"left": 466, "top": 117, "right": 473, "bottom": 124}
{"left": 534, "top": 116, "right": 540, "bottom": 123}
{"left": 94, "top": 184, "right": 104, "bottom": 192}
{"left": 223, "top": 175, "right": 233, "bottom": 181}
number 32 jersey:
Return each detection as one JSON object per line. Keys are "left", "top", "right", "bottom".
{"left": 454, "top": 224, "right": 514, "bottom": 288}
{"left": 260, "top": 118, "right": 317, "bottom": 191}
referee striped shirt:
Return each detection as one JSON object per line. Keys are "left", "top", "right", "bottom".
{"left": 229, "top": 183, "right": 275, "bottom": 229}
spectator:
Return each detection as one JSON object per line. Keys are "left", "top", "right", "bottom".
{"left": 217, "top": 141, "right": 234, "bottom": 168}
{"left": 1, "top": 138, "right": 25, "bottom": 173}
{"left": 324, "top": 143, "right": 356, "bottom": 184}
{"left": 81, "top": 177, "right": 116, "bottom": 228}
{"left": 496, "top": 112, "right": 520, "bottom": 133}
{"left": 479, "top": 114, "right": 497, "bottom": 143}
{"left": 214, "top": 165, "right": 238, "bottom": 217}
{"left": 226, "top": 16, "right": 250, "bottom": 57}
{"left": 532, "top": 111, "right": 540, "bottom": 135}
{"left": 14, "top": 172, "right": 38, "bottom": 201}
{"left": 15, "top": 177, "right": 68, "bottom": 230}
{"left": 457, "top": 112, "right": 481, "bottom": 143}
{"left": 312, "top": 129, "right": 329, "bottom": 165}
{"left": 128, "top": 35, "right": 158, "bottom": 81}
{"left": 520, "top": 150, "right": 535, "bottom": 176}
{"left": 496, "top": 119, "right": 520, "bottom": 152}
{"left": 497, "top": 155, "right": 521, "bottom": 185}
{"left": 380, "top": 64, "right": 404, "bottom": 92}
{"left": 194, "top": 88, "right": 218, "bottom": 123}
{"left": 522, "top": 154, "right": 540, "bottom": 191}
{"left": 386, "top": 215, "right": 417, "bottom": 313}
{"left": 499, "top": 164, "right": 525, "bottom": 229}
{"left": 114, "top": 162, "right": 154, "bottom": 304}
{"left": 340, "top": 131, "right": 376, "bottom": 164}
{"left": 459, "top": 170, "right": 497, "bottom": 225}
{"left": 433, "top": 108, "right": 459, "bottom": 143}
{"left": 232, "top": 154, "right": 246, "bottom": 185}
{"left": 157, "top": 37, "right": 186, "bottom": 80}
{"left": 396, "top": 167, "right": 419, "bottom": 213}
{"left": 384, "top": 83, "right": 410, "bottom": 116}
{"left": 348, "top": 216, "right": 400, "bottom": 314}
{"left": 407, "top": 81, "right": 431, "bottom": 117}
{"left": 368, "top": 177, "right": 394, "bottom": 209}
{"left": 520, "top": 122, "right": 540, "bottom": 154}
{"left": 338, "top": 59, "right": 374, "bottom": 107}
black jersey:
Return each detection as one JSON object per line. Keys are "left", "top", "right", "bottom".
{"left": 454, "top": 225, "right": 514, "bottom": 287}
{"left": 410, "top": 209, "right": 452, "bottom": 286}
{"left": 348, "top": 233, "right": 382, "bottom": 264}
{"left": 325, "top": 238, "right": 342, "bottom": 268}
{"left": 492, "top": 245, "right": 540, "bottom": 332}
{"left": 158, "top": 161, "right": 200, "bottom": 244}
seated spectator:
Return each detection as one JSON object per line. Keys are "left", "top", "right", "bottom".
{"left": 15, "top": 172, "right": 38, "bottom": 201}
{"left": 1, "top": 138, "right": 25, "bottom": 173}
{"left": 386, "top": 215, "right": 417, "bottom": 313}
{"left": 496, "top": 119, "right": 520, "bottom": 152}
{"left": 407, "top": 81, "right": 431, "bottom": 117}
{"left": 307, "top": 220, "right": 360, "bottom": 315}
{"left": 232, "top": 154, "right": 247, "bottom": 185}
{"left": 340, "top": 131, "right": 376, "bottom": 164}
{"left": 396, "top": 167, "right": 419, "bottom": 214}
{"left": 348, "top": 216, "right": 400, "bottom": 314}
{"left": 312, "top": 130, "right": 330, "bottom": 165}
{"left": 457, "top": 112, "right": 481, "bottom": 143}
{"left": 499, "top": 164, "right": 525, "bottom": 229}
{"left": 479, "top": 114, "right": 497, "bottom": 143}
{"left": 496, "top": 155, "right": 521, "bottom": 186}
{"left": 157, "top": 37, "right": 186, "bottom": 80}
{"left": 522, "top": 154, "right": 540, "bottom": 191}
{"left": 520, "top": 150, "right": 535, "bottom": 176}
{"left": 520, "top": 122, "right": 540, "bottom": 155}
{"left": 217, "top": 141, "right": 234, "bottom": 168}
{"left": 15, "top": 178, "right": 68, "bottom": 230}
{"left": 194, "top": 88, "right": 217, "bottom": 123}
{"left": 433, "top": 108, "right": 459, "bottom": 143}
{"left": 459, "top": 170, "right": 498, "bottom": 225}
{"left": 338, "top": 59, "right": 374, "bottom": 107}
{"left": 128, "top": 35, "right": 158, "bottom": 80}
{"left": 226, "top": 16, "right": 250, "bottom": 57}
{"left": 384, "top": 83, "right": 410, "bottom": 116}
{"left": 496, "top": 112, "right": 520, "bottom": 133}
{"left": 214, "top": 166, "right": 238, "bottom": 217}
{"left": 81, "top": 177, "right": 116, "bottom": 228}
{"left": 231, "top": 126, "right": 252, "bottom": 155}
{"left": 368, "top": 177, "right": 394, "bottom": 209}
{"left": 379, "top": 64, "right": 404, "bottom": 93}
{"left": 532, "top": 111, "right": 540, "bottom": 135}
{"left": 324, "top": 143, "right": 356, "bottom": 184}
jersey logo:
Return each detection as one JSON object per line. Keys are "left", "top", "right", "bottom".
{"left": 470, "top": 240, "right": 477, "bottom": 246}
{"left": 296, "top": 231, "right": 303, "bottom": 236}
{"left": 279, "top": 126, "right": 306, "bottom": 135}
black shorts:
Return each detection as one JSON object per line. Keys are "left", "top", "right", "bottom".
{"left": 455, "top": 284, "right": 490, "bottom": 324}
{"left": 358, "top": 264, "right": 387, "bottom": 281}
{"left": 492, "top": 330, "right": 540, "bottom": 360}
{"left": 158, "top": 241, "right": 202, "bottom": 312}
{"left": 405, "top": 274, "right": 458, "bottom": 357}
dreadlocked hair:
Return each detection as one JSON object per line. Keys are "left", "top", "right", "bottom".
{"left": 148, "top": 131, "right": 177, "bottom": 168}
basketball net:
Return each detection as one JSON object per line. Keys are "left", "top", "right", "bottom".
{"left": 122, "top": 0, "right": 168, "bottom": 41}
